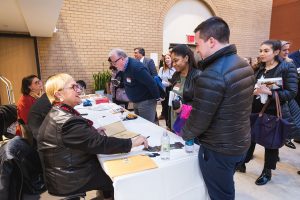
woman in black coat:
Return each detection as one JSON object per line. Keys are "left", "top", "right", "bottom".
{"left": 168, "top": 44, "right": 201, "bottom": 131}
{"left": 38, "top": 73, "right": 148, "bottom": 199}
{"left": 237, "top": 40, "right": 298, "bottom": 185}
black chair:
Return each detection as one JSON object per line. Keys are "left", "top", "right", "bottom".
{"left": 0, "top": 104, "right": 17, "bottom": 140}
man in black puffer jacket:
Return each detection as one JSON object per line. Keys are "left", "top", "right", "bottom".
{"left": 182, "top": 17, "right": 255, "bottom": 200}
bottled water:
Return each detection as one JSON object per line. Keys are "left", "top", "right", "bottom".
{"left": 185, "top": 139, "right": 194, "bottom": 153}
{"left": 161, "top": 131, "right": 170, "bottom": 160}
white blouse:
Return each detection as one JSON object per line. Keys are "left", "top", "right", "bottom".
{"left": 158, "top": 66, "right": 176, "bottom": 87}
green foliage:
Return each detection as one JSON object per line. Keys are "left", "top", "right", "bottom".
{"left": 93, "top": 70, "right": 111, "bottom": 91}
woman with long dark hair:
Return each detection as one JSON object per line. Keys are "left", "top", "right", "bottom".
{"left": 237, "top": 40, "right": 298, "bottom": 185}
{"left": 16, "top": 74, "right": 43, "bottom": 136}
{"left": 168, "top": 44, "right": 201, "bottom": 132}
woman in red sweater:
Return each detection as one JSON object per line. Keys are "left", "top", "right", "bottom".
{"left": 16, "top": 75, "right": 43, "bottom": 136}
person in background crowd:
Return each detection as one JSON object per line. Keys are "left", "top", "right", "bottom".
{"left": 134, "top": 47, "right": 158, "bottom": 76}
{"left": 290, "top": 48, "right": 300, "bottom": 146}
{"left": 289, "top": 48, "right": 300, "bottom": 69}
{"left": 278, "top": 41, "right": 298, "bottom": 149}
{"left": 238, "top": 40, "right": 298, "bottom": 185}
{"left": 16, "top": 75, "right": 43, "bottom": 136}
{"left": 37, "top": 73, "right": 148, "bottom": 200}
{"left": 159, "top": 54, "right": 164, "bottom": 68}
{"left": 158, "top": 53, "right": 175, "bottom": 125}
{"left": 279, "top": 41, "right": 293, "bottom": 62}
{"left": 134, "top": 47, "right": 160, "bottom": 124}
{"left": 109, "top": 49, "right": 160, "bottom": 123}
{"left": 244, "top": 57, "right": 252, "bottom": 66}
{"left": 289, "top": 48, "right": 300, "bottom": 105}
{"left": 182, "top": 17, "right": 255, "bottom": 199}
{"left": 76, "top": 80, "right": 87, "bottom": 95}
{"left": 168, "top": 45, "right": 201, "bottom": 131}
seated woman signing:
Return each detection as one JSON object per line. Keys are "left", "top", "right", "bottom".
{"left": 37, "top": 73, "right": 148, "bottom": 200}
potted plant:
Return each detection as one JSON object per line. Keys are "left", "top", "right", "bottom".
{"left": 93, "top": 70, "right": 111, "bottom": 95}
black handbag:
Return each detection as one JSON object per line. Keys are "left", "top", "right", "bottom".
{"left": 250, "top": 91, "right": 291, "bottom": 149}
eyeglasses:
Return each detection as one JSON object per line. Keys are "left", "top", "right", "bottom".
{"left": 110, "top": 57, "right": 122, "bottom": 65}
{"left": 64, "top": 84, "right": 82, "bottom": 92}
{"left": 33, "top": 80, "right": 42, "bottom": 85}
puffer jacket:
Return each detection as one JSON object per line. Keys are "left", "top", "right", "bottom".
{"left": 182, "top": 44, "right": 255, "bottom": 155}
{"left": 254, "top": 60, "right": 298, "bottom": 105}
{"left": 169, "top": 67, "right": 201, "bottom": 104}
{"left": 38, "top": 105, "right": 132, "bottom": 196}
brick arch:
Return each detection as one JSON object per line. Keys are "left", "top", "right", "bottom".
{"left": 157, "top": 0, "right": 218, "bottom": 52}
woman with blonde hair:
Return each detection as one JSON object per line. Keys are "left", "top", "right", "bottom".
{"left": 38, "top": 73, "right": 148, "bottom": 200}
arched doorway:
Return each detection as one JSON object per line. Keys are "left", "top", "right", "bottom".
{"left": 163, "top": 0, "right": 213, "bottom": 53}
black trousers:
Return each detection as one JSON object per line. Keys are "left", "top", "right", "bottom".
{"left": 161, "top": 86, "right": 172, "bottom": 126}
{"left": 244, "top": 141, "right": 279, "bottom": 170}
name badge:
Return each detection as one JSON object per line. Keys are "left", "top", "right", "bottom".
{"left": 126, "top": 77, "right": 132, "bottom": 83}
{"left": 173, "top": 86, "right": 180, "bottom": 91}
{"left": 173, "top": 83, "right": 181, "bottom": 91}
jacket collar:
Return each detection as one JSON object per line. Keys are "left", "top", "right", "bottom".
{"left": 198, "top": 44, "right": 237, "bottom": 70}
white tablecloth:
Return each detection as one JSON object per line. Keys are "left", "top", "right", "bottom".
{"left": 76, "top": 103, "right": 209, "bottom": 200}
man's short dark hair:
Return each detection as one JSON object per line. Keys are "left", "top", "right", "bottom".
{"left": 134, "top": 47, "right": 145, "bottom": 56}
{"left": 194, "top": 16, "right": 230, "bottom": 43}
{"left": 76, "top": 80, "right": 87, "bottom": 89}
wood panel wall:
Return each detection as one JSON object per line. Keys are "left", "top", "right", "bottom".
{"left": 0, "top": 37, "right": 37, "bottom": 105}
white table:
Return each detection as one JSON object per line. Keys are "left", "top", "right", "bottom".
{"left": 76, "top": 102, "right": 209, "bottom": 200}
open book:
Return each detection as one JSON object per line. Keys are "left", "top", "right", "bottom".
{"left": 257, "top": 77, "right": 283, "bottom": 90}
{"left": 103, "top": 121, "right": 139, "bottom": 139}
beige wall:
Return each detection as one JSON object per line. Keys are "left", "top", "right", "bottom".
{"left": 37, "top": 0, "right": 273, "bottom": 92}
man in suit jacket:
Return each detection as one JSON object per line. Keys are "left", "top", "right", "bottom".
{"left": 134, "top": 47, "right": 158, "bottom": 76}
{"left": 109, "top": 48, "right": 160, "bottom": 123}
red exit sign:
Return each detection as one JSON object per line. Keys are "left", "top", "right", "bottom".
{"left": 186, "top": 35, "right": 195, "bottom": 43}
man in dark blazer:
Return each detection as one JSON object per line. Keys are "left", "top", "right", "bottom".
{"left": 134, "top": 47, "right": 158, "bottom": 76}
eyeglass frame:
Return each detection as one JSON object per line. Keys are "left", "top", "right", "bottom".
{"left": 60, "top": 84, "right": 82, "bottom": 92}
{"left": 110, "top": 57, "right": 122, "bottom": 65}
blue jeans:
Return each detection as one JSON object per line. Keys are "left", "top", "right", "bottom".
{"left": 199, "top": 145, "right": 245, "bottom": 200}
{"left": 133, "top": 99, "right": 157, "bottom": 123}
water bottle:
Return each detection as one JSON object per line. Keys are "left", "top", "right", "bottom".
{"left": 185, "top": 139, "right": 194, "bottom": 153}
{"left": 161, "top": 131, "right": 170, "bottom": 160}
